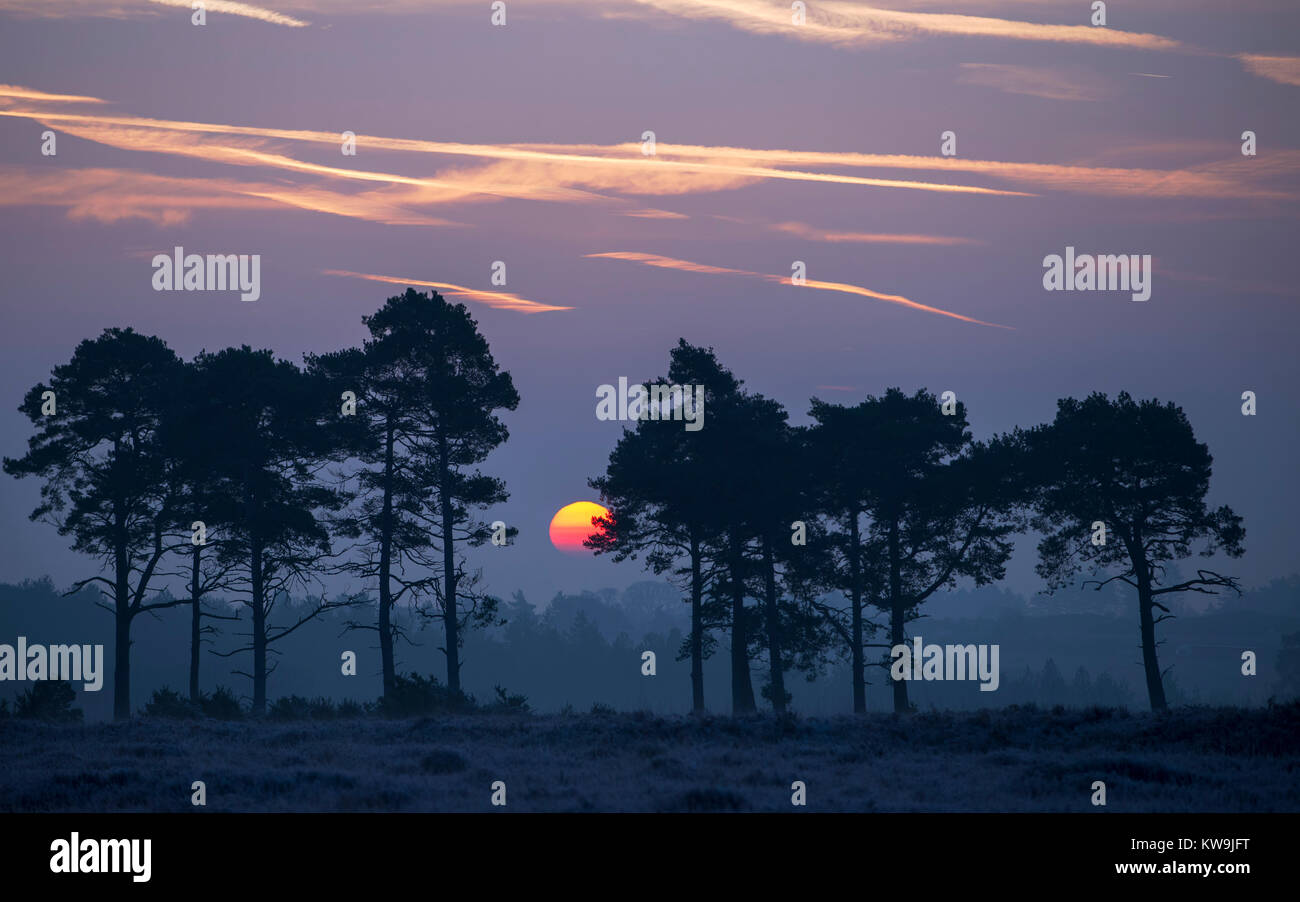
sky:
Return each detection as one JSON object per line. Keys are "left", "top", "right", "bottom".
{"left": 0, "top": 0, "right": 1297, "bottom": 609}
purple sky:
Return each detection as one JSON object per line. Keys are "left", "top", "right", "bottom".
{"left": 1, "top": 0, "right": 1297, "bottom": 606}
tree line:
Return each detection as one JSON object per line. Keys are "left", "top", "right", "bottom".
{"left": 4, "top": 293, "right": 1246, "bottom": 720}
{"left": 589, "top": 340, "right": 1246, "bottom": 715}
{"left": 5, "top": 289, "right": 517, "bottom": 719}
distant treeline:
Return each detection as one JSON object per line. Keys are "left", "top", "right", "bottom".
{"left": 1, "top": 289, "right": 1255, "bottom": 719}
{"left": 2, "top": 577, "right": 1296, "bottom": 721}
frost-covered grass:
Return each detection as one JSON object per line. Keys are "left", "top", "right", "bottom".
{"left": 2, "top": 703, "right": 1296, "bottom": 812}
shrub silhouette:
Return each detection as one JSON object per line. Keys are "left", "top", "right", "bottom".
{"left": 15, "top": 682, "right": 82, "bottom": 721}
{"left": 487, "top": 684, "right": 530, "bottom": 713}
{"left": 337, "top": 699, "right": 365, "bottom": 718}
{"left": 144, "top": 687, "right": 200, "bottom": 718}
{"left": 378, "top": 673, "right": 473, "bottom": 717}
{"left": 268, "top": 696, "right": 315, "bottom": 720}
{"left": 200, "top": 686, "right": 244, "bottom": 720}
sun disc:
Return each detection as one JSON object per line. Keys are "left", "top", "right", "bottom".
{"left": 549, "top": 501, "right": 611, "bottom": 554}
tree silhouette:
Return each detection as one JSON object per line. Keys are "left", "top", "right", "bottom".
{"left": 372, "top": 290, "right": 519, "bottom": 696}
{"left": 846, "top": 389, "right": 1022, "bottom": 714}
{"left": 721, "top": 394, "right": 808, "bottom": 713}
{"left": 1025, "top": 391, "right": 1245, "bottom": 710}
{"left": 309, "top": 290, "right": 504, "bottom": 700}
{"left": 188, "top": 346, "right": 358, "bottom": 715}
{"left": 160, "top": 361, "right": 240, "bottom": 703}
{"left": 588, "top": 340, "right": 736, "bottom": 713}
{"left": 3, "top": 328, "right": 188, "bottom": 719}
{"left": 806, "top": 398, "right": 885, "bottom": 713}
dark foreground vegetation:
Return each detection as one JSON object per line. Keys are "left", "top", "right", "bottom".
{"left": 2, "top": 702, "right": 1296, "bottom": 813}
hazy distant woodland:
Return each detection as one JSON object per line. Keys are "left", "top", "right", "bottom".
{"left": 2, "top": 576, "right": 1296, "bottom": 722}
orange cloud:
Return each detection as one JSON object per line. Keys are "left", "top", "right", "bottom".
{"left": 0, "top": 165, "right": 276, "bottom": 225}
{"left": 324, "top": 270, "right": 574, "bottom": 314}
{"left": 780, "top": 274, "right": 1011, "bottom": 329}
{"left": 1238, "top": 53, "right": 1300, "bottom": 86}
{"left": 587, "top": 251, "right": 1011, "bottom": 328}
{"left": 0, "top": 84, "right": 107, "bottom": 104}
{"left": 628, "top": 0, "right": 1183, "bottom": 50}
{"left": 0, "top": 164, "right": 459, "bottom": 227}
{"left": 770, "top": 221, "right": 983, "bottom": 245}
{"left": 146, "top": 0, "right": 309, "bottom": 27}
{"left": 3, "top": 80, "right": 1294, "bottom": 239}
{"left": 587, "top": 251, "right": 749, "bottom": 275}
{"left": 0, "top": 103, "right": 1034, "bottom": 200}
{"left": 620, "top": 208, "right": 691, "bottom": 219}
{"left": 957, "top": 62, "right": 1110, "bottom": 102}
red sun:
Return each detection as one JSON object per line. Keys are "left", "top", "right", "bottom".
{"left": 549, "top": 501, "right": 611, "bottom": 554}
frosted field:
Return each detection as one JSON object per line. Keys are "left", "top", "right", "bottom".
{"left": 2, "top": 705, "right": 1296, "bottom": 812}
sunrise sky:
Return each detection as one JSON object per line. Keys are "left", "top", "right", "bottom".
{"left": 0, "top": 0, "right": 1297, "bottom": 604}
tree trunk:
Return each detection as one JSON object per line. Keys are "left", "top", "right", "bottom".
{"left": 437, "top": 431, "right": 461, "bottom": 696}
{"left": 114, "top": 604, "right": 132, "bottom": 721}
{"left": 251, "top": 539, "right": 267, "bottom": 716}
{"left": 1132, "top": 544, "right": 1168, "bottom": 711}
{"left": 729, "top": 532, "right": 756, "bottom": 714}
{"left": 889, "top": 517, "right": 909, "bottom": 714}
{"left": 113, "top": 537, "right": 132, "bottom": 721}
{"left": 377, "top": 420, "right": 396, "bottom": 698}
{"left": 189, "top": 543, "right": 201, "bottom": 703}
{"left": 689, "top": 533, "right": 705, "bottom": 714}
{"left": 761, "top": 535, "right": 786, "bottom": 714}
{"left": 849, "top": 509, "right": 865, "bottom": 714}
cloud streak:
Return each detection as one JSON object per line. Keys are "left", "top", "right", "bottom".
{"left": 628, "top": 0, "right": 1183, "bottom": 50}
{"left": 324, "top": 270, "right": 574, "bottom": 314}
{"left": 2, "top": 81, "right": 1294, "bottom": 240}
{"left": 0, "top": 165, "right": 459, "bottom": 227}
{"left": 957, "top": 62, "right": 1109, "bottom": 101}
{"left": 1238, "top": 53, "right": 1300, "bottom": 86}
{"left": 0, "top": 106, "right": 1029, "bottom": 199}
{"left": 586, "top": 251, "right": 1011, "bottom": 328}
{"left": 146, "top": 0, "right": 309, "bottom": 27}
{"left": 770, "top": 221, "right": 984, "bottom": 245}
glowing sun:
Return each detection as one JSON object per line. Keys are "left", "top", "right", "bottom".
{"left": 549, "top": 501, "right": 611, "bottom": 554}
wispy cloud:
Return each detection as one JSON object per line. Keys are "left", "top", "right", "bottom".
{"left": 0, "top": 165, "right": 276, "bottom": 225}
{"left": 0, "top": 95, "right": 1039, "bottom": 203}
{"left": 324, "top": 270, "right": 574, "bottom": 314}
{"left": 588, "top": 251, "right": 747, "bottom": 276}
{"left": 3, "top": 81, "right": 1294, "bottom": 240}
{"left": 1238, "top": 53, "right": 1300, "bottom": 86}
{"left": 2, "top": 0, "right": 1189, "bottom": 52}
{"left": 0, "top": 84, "right": 107, "bottom": 103}
{"left": 586, "top": 251, "right": 1011, "bottom": 328}
{"left": 770, "top": 221, "right": 983, "bottom": 245}
{"left": 957, "top": 62, "right": 1109, "bottom": 101}
{"left": 0, "top": 164, "right": 458, "bottom": 227}
{"left": 146, "top": 0, "right": 309, "bottom": 27}
{"left": 621, "top": 208, "right": 691, "bottom": 219}
{"left": 627, "top": 0, "right": 1183, "bottom": 50}
{"left": 516, "top": 140, "right": 1296, "bottom": 201}
{"left": 1155, "top": 265, "right": 1294, "bottom": 298}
